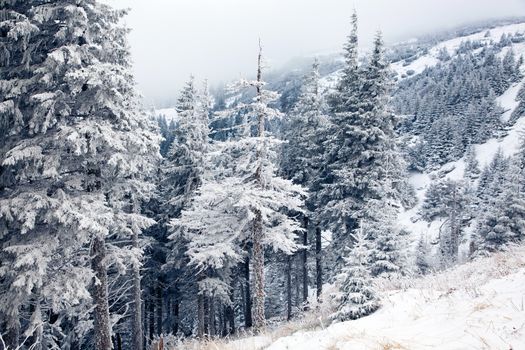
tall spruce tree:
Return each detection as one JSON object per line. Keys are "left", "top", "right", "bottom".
{"left": 174, "top": 44, "right": 306, "bottom": 333}
{"left": 319, "top": 11, "right": 362, "bottom": 269}
{"left": 0, "top": 1, "right": 159, "bottom": 349}
{"left": 321, "top": 22, "right": 409, "bottom": 272}
{"left": 281, "top": 59, "right": 329, "bottom": 303}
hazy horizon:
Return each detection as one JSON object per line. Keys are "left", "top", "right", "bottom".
{"left": 102, "top": 0, "right": 525, "bottom": 107}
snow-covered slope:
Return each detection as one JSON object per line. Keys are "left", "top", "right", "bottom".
{"left": 264, "top": 246, "right": 525, "bottom": 350}
{"left": 318, "top": 21, "right": 525, "bottom": 97}
{"left": 398, "top": 74, "right": 525, "bottom": 249}
{"left": 207, "top": 247, "right": 525, "bottom": 350}
{"left": 392, "top": 22, "right": 525, "bottom": 78}
{"left": 395, "top": 26, "right": 525, "bottom": 255}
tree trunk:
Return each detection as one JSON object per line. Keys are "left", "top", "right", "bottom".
{"left": 156, "top": 280, "right": 163, "bottom": 336}
{"left": 252, "top": 210, "right": 265, "bottom": 332}
{"left": 315, "top": 226, "right": 322, "bottom": 302}
{"left": 243, "top": 257, "right": 253, "bottom": 328}
{"left": 32, "top": 300, "right": 43, "bottom": 350}
{"left": 197, "top": 293, "right": 205, "bottom": 338}
{"left": 286, "top": 254, "right": 292, "bottom": 321}
{"left": 172, "top": 294, "right": 179, "bottom": 336}
{"left": 131, "top": 230, "right": 143, "bottom": 350}
{"left": 302, "top": 217, "right": 308, "bottom": 307}
{"left": 220, "top": 303, "right": 226, "bottom": 337}
{"left": 91, "top": 236, "right": 112, "bottom": 350}
{"left": 142, "top": 299, "right": 147, "bottom": 350}
{"left": 203, "top": 294, "right": 209, "bottom": 337}
{"left": 208, "top": 296, "right": 216, "bottom": 337}
{"left": 450, "top": 184, "right": 460, "bottom": 262}
{"left": 116, "top": 333, "right": 122, "bottom": 350}
{"left": 148, "top": 294, "right": 155, "bottom": 341}
{"left": 226, "top": 279, "right": 235, "bottom": 335}
{"left": 165, "top": 294, "right": 171, "bottom": 337}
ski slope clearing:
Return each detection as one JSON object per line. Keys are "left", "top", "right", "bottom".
{"left": 228, "top": 247, "right": 525, "bottom": 350}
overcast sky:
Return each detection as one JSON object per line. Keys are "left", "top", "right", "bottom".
{"left": 102, "top": 0, "right": 525, "bottom": 107}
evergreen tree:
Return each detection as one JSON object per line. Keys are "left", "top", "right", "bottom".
{"left": 464, "top": 144, "right": 481, "bottom": 181}
{"left": 281, "top": 59, "right": 330, "bottom": 304}
{"left": 474, "top": 157, "right": 525, "bottom": 254}
{"left": 415, "top": 236, "right": 432, "bottom": 275}
{"left": 477, "top": 148, "right": 510, "bottom": 205}
{"left": 163, "top": 77, "right": 208, "bottom": 217}
{"left": 281, "top": 59, "right": 328, "bottom": 189}
{"left": 420, "top": 179, "right": 467, "bottom": 266}
{"left": 330, "top": 227, "right": 380, "bottom": 322}
{"left": 158, "top": 77, "right": 212, "bottom": 338}
{"left": 173, "top": 44, "right": 306, "bottom": 333}
{"left": 0, "top": 1, "right": 159, "bottom": 348}
{"left": 319, "top": 11, "right": 363, "bottom": 267}
{"left": 321, "top": 27, "right": 410, "bottom": 271}
{"left": 362, "top": 198, "right": 404, "bottom": 278}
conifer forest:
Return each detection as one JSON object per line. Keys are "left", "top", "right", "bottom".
{"left": 1, "top": 1, "right": 525, "bottom": 349}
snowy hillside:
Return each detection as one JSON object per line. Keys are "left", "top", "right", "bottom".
{"left": 396, "top": 33, "right": 525, "bottom": 262}
{"left": 266, "top": 246, "right": 525, "bottom": 350}
{"left": 398, "top": 75, "right": 525, "bottom": 253}
{"left": 317, "top": 21, "right": 525, "bottom": 91}
{"left": 392, "top": 22, "right": 525, "bottom": 78}
{"left": 183, "top": 246, "right": 525, "bottom": 350}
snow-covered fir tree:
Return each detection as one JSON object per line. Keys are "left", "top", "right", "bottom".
{"left": 331, "top": 227, "right": 380, "bottom": 322}
{"left": 464, "top": 144, "right": 481, "bottom": 181}
{"left": 321, "top": 23, "right": 411, "bottom": 272}
{"left": 157, "top": 77, "right": 213, "bottom": 338}
{"left": 415, "top": 236, "right": 432, "bottom": 275}
{"left": 420, "top": 179, "right": 467, "bottom": 265}
{"left": 172, "top": 44, "right": 306, "bottom": 333}
{"left": 162, "top": 77, "right": 208, "bottom": 218}
{"left": 473, "top": 156, "right": 525, "bottom": 254}
{"left": 281, "top": 59, "right": 328, "bottom": 190}
{"left": 319, "top": 11, "right": 361, "bottom": 247}
{"left": 281, "top": 59, "right": 330, "bottom": 304}
{"left": 361, "top": 198, "right": 405, "bottom": 278}
{"left": 0, "top": 1, "right": 159, "bottom": 349}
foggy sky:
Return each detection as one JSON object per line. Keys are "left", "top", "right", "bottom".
{"left": 102, "top": 0, "right": 525, "bottom": 107}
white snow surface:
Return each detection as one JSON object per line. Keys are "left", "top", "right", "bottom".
{"left": 498, "top": 81, "right": 523, "bottom": 123}
{"left": 208, "top": 247, "right": 525, "bottom": 350}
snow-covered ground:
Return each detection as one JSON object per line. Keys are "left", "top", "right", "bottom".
{"left": 265, "top": 246, "right": 525, "bottom": 350}
{"left": 193, "top": 246, "right": 525, "bottom": 350}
